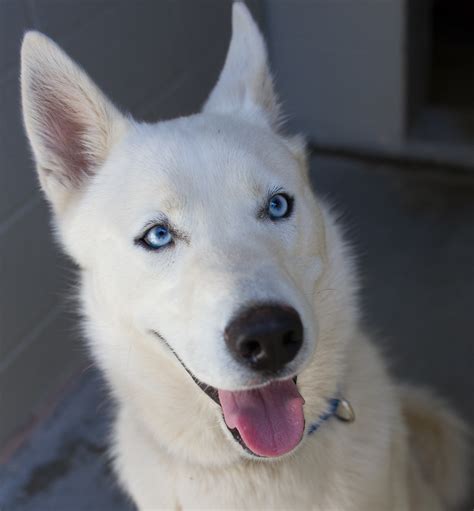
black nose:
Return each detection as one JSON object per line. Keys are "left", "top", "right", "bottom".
{"left": 224, "top": 304, "right": 303, "bottom": 373}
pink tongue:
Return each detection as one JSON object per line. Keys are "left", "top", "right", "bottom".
{"left": 218, "top": 379, "right": 305, "bottom": 457}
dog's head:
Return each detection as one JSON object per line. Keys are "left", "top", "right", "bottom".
{"left": 21, "top": 4, "right": 357, "bottom": 464}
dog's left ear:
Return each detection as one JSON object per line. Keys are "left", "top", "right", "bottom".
{"left": 202, "top": 2, "right": 280, "bottom": 129}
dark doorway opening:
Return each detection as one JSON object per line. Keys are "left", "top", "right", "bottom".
{"left": 409, "top": 0, "right": 474, "bottom": 149}
{"left": 429, "top": 0, "right": 474, "bottom": 110}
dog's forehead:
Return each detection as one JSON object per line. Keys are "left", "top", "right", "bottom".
{"left": 100, "top": 114, "right": 301, "bottom": 218}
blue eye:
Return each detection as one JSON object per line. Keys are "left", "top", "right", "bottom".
{"left": 267, "top": 193, "right": 291, "bottom": 219}
{"left": 141, "top": 225, "right": 173, "bottom": 250}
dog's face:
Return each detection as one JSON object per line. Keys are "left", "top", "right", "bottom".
{"left": 87, "top": 115, "right": 322, "bottom": 388}
{"left": 22, "top": 4, "right": 355, "bottom": 463}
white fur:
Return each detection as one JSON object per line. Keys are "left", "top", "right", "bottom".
{"left": 21, "top": 3, "right": 470, "bottom": 509}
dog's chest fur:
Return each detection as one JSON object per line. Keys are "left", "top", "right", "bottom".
{"left": 110, "top": 335, "right": 416, "bottom": 511}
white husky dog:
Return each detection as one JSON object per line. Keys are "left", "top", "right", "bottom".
{"left": 21, "top": 3, "right": 469, "bottom": 510}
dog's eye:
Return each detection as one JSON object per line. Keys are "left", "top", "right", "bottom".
{"left": 267, "top": 193, "right": 293, "bottom": 220}
{"left": 141, "top": 225, "right": 173, "bottom": 250}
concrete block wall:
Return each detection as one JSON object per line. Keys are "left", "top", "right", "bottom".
{"left": 263, "top": 0, "right": 406, "bottom": 152}
{"left": 0, "top": 0, "right": 262, "bottom": 450}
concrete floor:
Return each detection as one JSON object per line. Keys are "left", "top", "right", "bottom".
{"left": 0, "top": 371, "right": 134, "bottom": 511}
{"left": 0, "top": 154, "right": 473, "bottom": 510}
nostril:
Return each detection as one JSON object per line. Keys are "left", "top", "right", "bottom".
{"left": 239, "top": 339, "right": 262, "bottom": 361}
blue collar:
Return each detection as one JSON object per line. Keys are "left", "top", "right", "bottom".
{"left": 308, "top": 397, "right": 355, "bottom": 435}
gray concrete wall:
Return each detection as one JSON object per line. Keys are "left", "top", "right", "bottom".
{"left": 0, "top": 0, "right": 262, "bottom": 450}
{"left": 262, "top": 0, "right": 407, "bottom": 151}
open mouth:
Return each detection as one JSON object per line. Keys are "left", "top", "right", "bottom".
{"left": 152, "top": 331, "right": 305, "bottom": 458}
{"left": 198, "top": 375, "right": 304, "bottom": 458}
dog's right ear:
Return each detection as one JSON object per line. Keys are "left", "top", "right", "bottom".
{"left": 21, "top": 32, "right": 128, "bottom": 214}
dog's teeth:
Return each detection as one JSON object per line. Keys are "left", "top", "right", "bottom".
{"left": 335, "top": 398, "right": 355, "bottom": 423}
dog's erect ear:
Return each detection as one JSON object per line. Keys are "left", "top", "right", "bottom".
{"left": 21, "top": 31, "right": 128, "bottom": 213}
{"left": 202, "top": 2, "right": 280, "bottom": 129}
